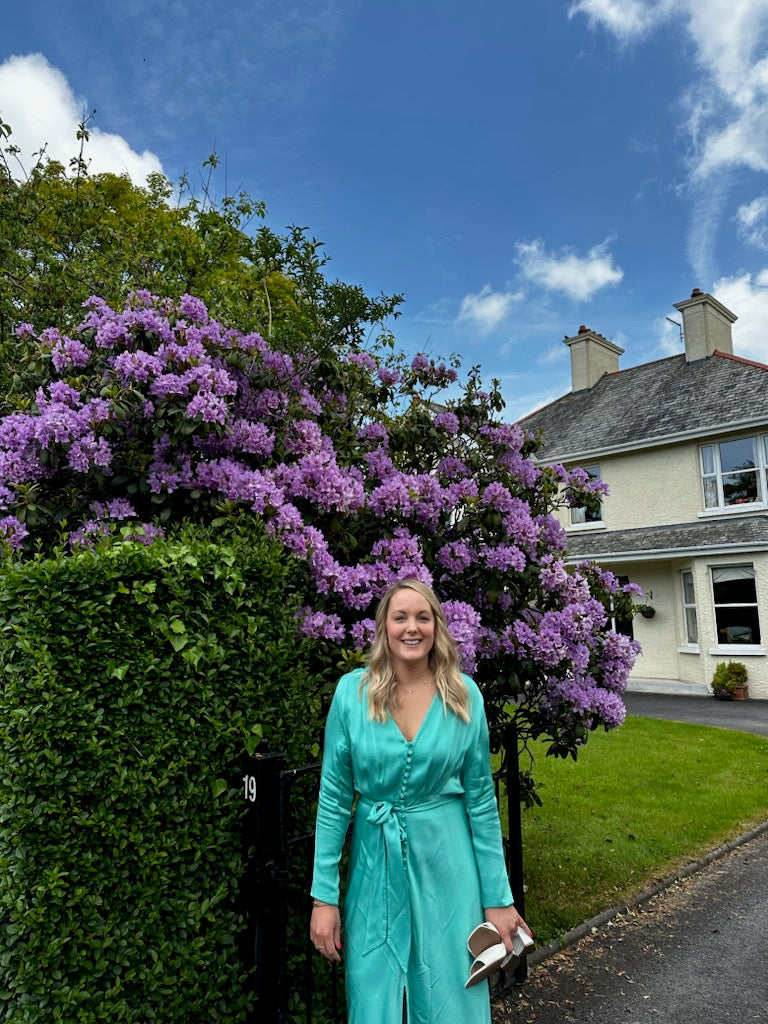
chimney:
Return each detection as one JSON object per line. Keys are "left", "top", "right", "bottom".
{"left": 673, "top": 289, "right": 737, "bottom": 362}
{"left": 563, "top": 325, "right": 624, "bottom": 392}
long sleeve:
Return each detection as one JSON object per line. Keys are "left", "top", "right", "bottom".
{"left": 310, "top": 673, "right": 356, "bottom": 905}
{"left": 461, "top": 680, "right": 514, "bottom": 908}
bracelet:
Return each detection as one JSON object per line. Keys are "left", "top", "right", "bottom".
{"left": 311, "top": 898, "right": 336, "bottom": 908}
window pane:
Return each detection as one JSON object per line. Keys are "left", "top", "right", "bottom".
{"left": 682, "top": 571, "right": 695, "bottom": 604}
{"left": 700, "top": 445, "right": 715, "bottom": 475}
{"left": 719, "top": 437, "right": 756, "bottom": 473}
{"left": 570, "top": 465, "right": 602, "bottom": 524}
{"left": 703, "top": 478, "right": 719, "bottom": 508}
{"left": 685, "top": 607, "right": 698, "bottom": 644}
{"left": 722, "top": 470, "right": 759, "bottom": 505}
{"left": 715, "top": 607, "right": 761, "bottom": 644}
{"left": 713, "top": 575, "right": 757, "bottom": 605}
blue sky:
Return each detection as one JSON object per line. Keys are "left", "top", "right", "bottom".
{"left": 4, "top": 1, "right": 768, "bottom": 419}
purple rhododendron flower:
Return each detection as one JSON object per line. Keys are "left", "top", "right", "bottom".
{"left": 434, "top": 412, "right": 460, "bottom": 435}
{"left": 0, "top": 516, "right": 29, "bottom": 549}
{"left": 0, "top": 290, "right": 639, "bottom": 743}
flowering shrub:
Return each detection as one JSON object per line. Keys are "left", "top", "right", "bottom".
{"left": 0, "top": 290, "right": 640, "bottom": 771}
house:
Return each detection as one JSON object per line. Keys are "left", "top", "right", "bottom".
{"left": 521, "top": 289, "right": 768, "bottom": 700}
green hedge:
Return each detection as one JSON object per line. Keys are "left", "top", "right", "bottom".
{"left": 0, "top": 527, "right": 314, "bottom": 1022}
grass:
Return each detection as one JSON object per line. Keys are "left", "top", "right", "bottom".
{"left": 511, "top": 718, "right": 768, "bottom": 946}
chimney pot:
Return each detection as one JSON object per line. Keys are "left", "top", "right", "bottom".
{"left": 578, "top": 325, "right": 589, "bottom": 333}
{"left": 691, "top": 287, "right": 703, "bottom": 297}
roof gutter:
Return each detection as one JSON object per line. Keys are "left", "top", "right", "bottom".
{"left": 565, "top": 541, "right": 767, "bottom": 565}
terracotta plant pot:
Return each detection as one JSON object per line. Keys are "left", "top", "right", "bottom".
{"left": 732, "top": 684, "right": 749, "bottom": 701}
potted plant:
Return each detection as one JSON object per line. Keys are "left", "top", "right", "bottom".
{"left": 636, "top": 603, "right": 656, "bottom": 619}
{"left": 711, "top": 661, "right": 749, "bottom": 700}
{"left": 729, "top": 661, "right": 749, "bottom": 700}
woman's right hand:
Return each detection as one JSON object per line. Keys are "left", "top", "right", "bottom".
{"left": 310, "top": 904, "right": 342, "bottom": 962}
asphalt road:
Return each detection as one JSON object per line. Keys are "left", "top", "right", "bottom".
{"left": 623, "top": 690, "right": 768, "bottom": 738}
{"left": 493, "top": 691, "right": 768, "bottom": 1024}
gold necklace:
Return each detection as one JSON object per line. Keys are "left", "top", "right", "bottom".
{"left": 396, "top": 675, "right": 432, "bottom": 695}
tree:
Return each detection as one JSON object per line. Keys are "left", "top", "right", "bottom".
{"left": 0, "top": 287, "right": 640, "bottom": 800}
{"left": 0, "top": 118, "right": 402, "bottom": 414}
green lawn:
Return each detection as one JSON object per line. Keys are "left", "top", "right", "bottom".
{"left": 514, "top": 717, "right": 768, "bottom": 946}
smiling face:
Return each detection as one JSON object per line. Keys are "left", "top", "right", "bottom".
{"left": 385, "top": 586, "right": 435, "bottom": 674}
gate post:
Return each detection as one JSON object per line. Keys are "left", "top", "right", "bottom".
{"left": 504, "top": 721, "right": 528, "bottom": 982}
{"left": 241, "top": 751, "right": 287, "bottom": 1023}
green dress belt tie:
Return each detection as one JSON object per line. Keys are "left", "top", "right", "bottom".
{"left": 358, "top": 795, "right": 462, "bottom": 973}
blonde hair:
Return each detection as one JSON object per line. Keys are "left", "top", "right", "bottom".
{"left": 362, "top": 579, "right": 471, "bottom": 723}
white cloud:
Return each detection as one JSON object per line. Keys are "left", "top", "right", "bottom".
{"left": 571, "top": 1, "right": 768, "bottom": 286}
{"left": 514, "top": 238, "right": 624, "bottom": 301}
{"left": 0, "top": 53, "right": 162, "bottom": 183}
{"left": 567, "top": 0, "right": 667, "bottom": 40}
{"left": 572, "top": 1, "right": 768, "bottom": 177}
{"left": 712, "top": 269, "right": 768, "bottom": 361}
{"left": 696, "top": 100, "right": 768, "bottom": 176}
{"left": 456, "top": 285, "right": 522, "bottom": 335}
{"left": 736, "top": 195, "right": 768, "bottom": 248}
{"left": 687, "top": 172, "right": 730, "bottom": 283}
{"left": 538, "top": 343, "right": 571, "bottom": 366}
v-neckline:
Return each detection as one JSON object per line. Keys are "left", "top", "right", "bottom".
{"left": 390, "top": 690, "right": 438, "bottom": 744}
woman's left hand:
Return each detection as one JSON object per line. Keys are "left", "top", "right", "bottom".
{"left": 484, "top": 904, "right": 533, "bottom": 954}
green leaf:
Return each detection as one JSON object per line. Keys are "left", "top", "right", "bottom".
{"left": 210, "top": 778, "right": 227, "bottom": 800}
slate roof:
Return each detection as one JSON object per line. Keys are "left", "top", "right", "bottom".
{"left": 521, "top": 351, "right": 768, "bottom": 462}
{"left": 565, "top": 515, "right": 768, "bottom": 563}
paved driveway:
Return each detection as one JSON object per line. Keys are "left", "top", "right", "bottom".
{"left": 623, "top": 690, "right": 768, "bottom": 737}
{"left": 493, "top": 690, "right": 768, "bottom": 1024}
{"left": 495, "top": 827, "right": 768, "bottom": 1024}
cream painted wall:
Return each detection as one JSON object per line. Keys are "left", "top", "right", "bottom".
{"left": 565, "top": 443, "right": 703, "bottom": 531}
{"left": 607, "top": 561, "right": 680, "bottom": 678}
{"left": 602, "top": 446, "right": 704, "bottom": 530}
{"left": 555, "top": 442, "right": 704, "bottom": 532}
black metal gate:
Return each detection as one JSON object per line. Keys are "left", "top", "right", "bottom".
{"left": 240, "top": 721, "right": 527, "bottom": 1023}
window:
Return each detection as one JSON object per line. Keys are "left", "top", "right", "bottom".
{"left": 570, "top": 465, "right": 603, "bottom": 525}
{"left": 700, "top": 437, "right": 763, "bottom": 510}
{"left": 680, "top": 570, "right": 698, "bottom": 644}
{"left": 611, "top": 575, "right": 634, "bottom": 640}
{"left": 711, "top": 564, "right": 761, "bottom": 645}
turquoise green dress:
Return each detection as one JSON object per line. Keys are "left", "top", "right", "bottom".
{"left": 311, "top": 669, "right": 514, "bottom": 1024}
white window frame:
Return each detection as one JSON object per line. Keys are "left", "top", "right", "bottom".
{"left": 680, "top": 569, "right": 698, "bottom": 647}
{"left": 708, "top": 563, "right": 765, "bottom": 655}
{"left": 699, "top": 436, "right": 764, "bottom": 512}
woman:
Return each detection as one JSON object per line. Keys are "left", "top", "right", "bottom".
{"left": 310, "top": 579, "right": 530, "bottom": 1023}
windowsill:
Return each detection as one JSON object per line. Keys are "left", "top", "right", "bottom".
{"left": 698, "top": 503, "right": 765, "bottom": 518}
{"left": 678, "top": 644, "right": 700, "bottom": 654}
{"left": 565, "top": 520, "right": 606, "bottom": 533}
{"left": 708, "top": 645, "right": 766, "bottom": 657}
